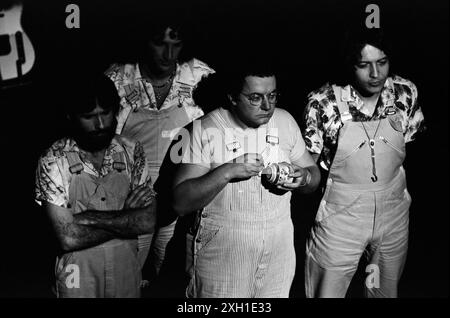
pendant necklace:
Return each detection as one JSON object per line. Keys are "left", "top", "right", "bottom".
{"left": 361, "top": 120, "right": 382, "bottom": 182}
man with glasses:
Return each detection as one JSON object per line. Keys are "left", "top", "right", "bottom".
{"left": 171, "top": 57, "right": 320, "bottom": 297}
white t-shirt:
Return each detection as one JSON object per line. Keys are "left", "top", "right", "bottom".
{"left": 181, "top": 107, "right": 306, "bottom": 169}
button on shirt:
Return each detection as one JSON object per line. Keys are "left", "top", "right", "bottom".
{"left": 302, "top": 75, "right": 425, "bottom": 170}
{"left": 35, "top": 136, "right": 150, "bottom": 208}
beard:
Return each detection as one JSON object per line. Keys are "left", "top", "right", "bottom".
{"left": 72, "top": 121, "right": 117, "bottom": 153}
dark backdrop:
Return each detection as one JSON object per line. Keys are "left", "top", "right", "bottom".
{"left": 0, "top": 0, "right": 448, "bottom": 297}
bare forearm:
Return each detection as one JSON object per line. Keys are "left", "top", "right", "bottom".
{"left": 173, "top": 164, "right": 231, "bottom": 216}
{"left": 74, "top": 202, "right": 156, "bottom": 238}
{"left": 59, "top": 221, "right": 115, "bottom": 252}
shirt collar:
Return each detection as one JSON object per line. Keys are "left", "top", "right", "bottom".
{"left": 70, "top": 136, "right": 122, "bottom": 175}
{"left": 339, "top": 77, "right": 395, "bottom": 110}
{"left": 136, "top": 62, "right": 182, "bottom": 83}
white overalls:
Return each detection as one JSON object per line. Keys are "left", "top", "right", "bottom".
{"left": 107, "top": 60, "right": 213, "bottom": 273}
{"left": 54, "top": 148, "right": 141, "bottom": 298}
{"left": 186, "top": 110, "right": 296, "bottom": 298}
{"left": 305, "top": 85, "right": 411, "bottom": 298}
{"left": 121, "top": 97, "right": 192, "bottom": 272}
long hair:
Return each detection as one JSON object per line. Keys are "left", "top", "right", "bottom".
{"left": 115, "top": 3, "right": 195, "bottom": 64}
{"left": 334, "top": 26, "right": 393, "bottom": 86}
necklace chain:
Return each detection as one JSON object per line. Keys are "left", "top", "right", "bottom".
{"left": 150, "top": 70, "right": 175, "bottom": 89}
{"left": 152, "top": 71, "right": 175, "bottom": 104}
{"left": 360, "top": 120, "right": 382, "bottom": 182}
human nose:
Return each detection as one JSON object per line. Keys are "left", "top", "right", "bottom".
{"left": 95, "top": 115, "right": 104, "bottom": 129}
{"left": 164, "top": 45, "right": 174, "bottom": 60}
{"left": 260, "top": 95, "right": 271, "bottom": 110}
{"left": 370, "top": 63, "right": 379, "bottom": 78}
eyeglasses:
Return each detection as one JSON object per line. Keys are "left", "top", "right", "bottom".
{"left": 240, "top": 91, "right": 279, "bottom": 107}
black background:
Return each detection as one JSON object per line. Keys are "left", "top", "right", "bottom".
{"left": 0, "top": 0, "right": 448, "bottom": 298}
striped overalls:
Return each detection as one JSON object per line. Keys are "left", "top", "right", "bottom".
{"left": 186, "top": 110, "right": 296, "bottom": 298}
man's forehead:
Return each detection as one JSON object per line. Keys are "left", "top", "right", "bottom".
{"left": 243, "top": 75, "right": 276, "bottom": 89}
{"left": 163, "top": 27, "right": 182, "bottom": 42}
{"left": 150, "top": 27, "right": 182, "bottom": 44}
{"left": 359, "top": 44, "right": 387, "bottom": 61}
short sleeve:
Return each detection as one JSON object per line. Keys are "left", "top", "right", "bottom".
{"left": 286, "top": 113, "right": 306, "bottom": 164}
{"left": 303, "top": 96, "right": 325, "bottom": 155}
{"left": 190, "top": 59, "right": 216, "bottom": 84}
{"left": 404, "top": 83, "right": 425, "bottom": 143}
{"left": 184, "top": 106, "right": 204, "bottom": 122}
{"left": 104, "top": 64, "right": 133, "bottom": 134}
{"left": 181, "top": 121, "right": 212, "bottom": 169}
{"left": 35, "top": 156, "right": 69, "bottom": 208}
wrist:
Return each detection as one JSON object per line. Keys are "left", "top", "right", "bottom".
{"left": 298, "top": 168, "right": 312, "bottom": 187}
{"left": 221, "top": 164, "right": 234, "bottom": 182}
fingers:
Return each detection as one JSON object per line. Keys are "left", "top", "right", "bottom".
{"left": 248, "top": 153, "right": 264, "bottom": 163}
{"left": 143, "top": 190, "right": 156, "bottom": 205}
{"left": 288, "top": 165, "right": 306, "bottom": 179}
{"left": 233, "top": 153, "right": 264, "bottom": 164}
{"left": 250, "top": 162, "right": 265, "bottom": 173}
{"left": 126, "top": 183, "right": 155, "bottom": 209}
{"left": 127, "top": 182, "right": 146, "bottom": 200}
{"left": 131, "top": 187, "right": 154, "bottom": 208}
{"left": 277, "top": 180, "right": 301, "bottom": 191}
{"left": 134, "top": 186, "right": 152, "bottom": 201}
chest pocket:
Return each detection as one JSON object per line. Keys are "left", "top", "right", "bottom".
{"left": 387, "top": 112, "right": 404, "bottom": 133}
{"left": 66, "top": 151, "right": 131, "bottom": 213}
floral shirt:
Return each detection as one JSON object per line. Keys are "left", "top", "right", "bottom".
{"left": 105, "top": 58, "right": 215, "bottom": 134}
{"left": 35, "top": 136, "right": 150, "bottom": 208}
{"left": 303, "top": 75, "right": 425, "bottom": 170}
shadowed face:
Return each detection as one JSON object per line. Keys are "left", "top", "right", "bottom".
{"left": 72, "top": 103, "right": 117, "bottom": 152}
{"left": 231, "top": 75, "right": 277, "bottom": 128}
{"left": 353, "top": 44, "right": 390, "bottom": 97}
{"left": 148, "top": 27, "right": 183, "bottom": 74}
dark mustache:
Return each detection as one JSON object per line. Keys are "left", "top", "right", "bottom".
{"left": 88, "top": 128, "right": 113, "bottom": 136}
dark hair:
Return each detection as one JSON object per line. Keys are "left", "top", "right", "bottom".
{"left": 65, "top": 74, "right": 120, "bottom": 117}
{"left": 335, "top": 27, "right": 393, "bottom": 85}
{"left": 124, "top": 4, "right": 195, "bottom": 63}
{"left": 226, "top": 53, "right": 277, "bottom": 100}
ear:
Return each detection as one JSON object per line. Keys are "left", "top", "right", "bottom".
{"left": 227, "top": 94, "right": 237, "bottom": 106}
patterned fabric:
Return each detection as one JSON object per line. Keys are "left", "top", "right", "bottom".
{"left": 105, "top": 58, "right": 215, "bottom": 134}
{"left": 303, "top": 75, "right": 425, "bottom": 170}
{"left": 35, "top": 136, "right": 150, "bottom": 208}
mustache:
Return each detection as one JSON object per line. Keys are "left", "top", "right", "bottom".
{"left": 88, "top": 129, "right": 111, "bottom": 136}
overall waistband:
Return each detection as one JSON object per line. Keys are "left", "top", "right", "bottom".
{"left": 326, "top": 166, "right": 406, "bottom": 193}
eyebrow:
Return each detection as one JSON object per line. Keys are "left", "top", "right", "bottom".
{"left": 243, "top": 89, "right": 278, "bottom": 95}
{"left": 358, "top": 57, "right": 389, "bottom": 63}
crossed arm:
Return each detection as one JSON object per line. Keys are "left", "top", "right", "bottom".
{"left": 44, "top": 184, "right": 156, "bottom": 252}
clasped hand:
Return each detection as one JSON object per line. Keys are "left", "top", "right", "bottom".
{"left": 275, "top": 163, "right": 309, "bottom": 191}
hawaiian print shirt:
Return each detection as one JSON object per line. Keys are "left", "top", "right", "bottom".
{"left": 105, "top": 58, "right": 215, "bottom": 134}
{"left": 303, "top": 75, "right": 425, "bottom": 170}
{"left": 35, "top": 136, "right": 150, "bottom": 208}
